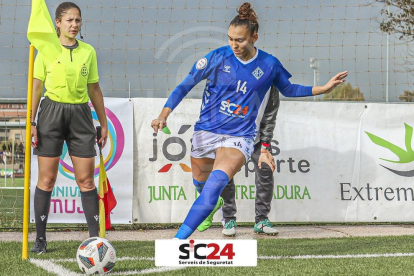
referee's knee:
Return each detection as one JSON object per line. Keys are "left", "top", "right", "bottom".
{"left": 76, "top": 177, "right": 95, "bottom": 192}
{"left": 37, "top": 177, "right": 56, "bottom": 191}
{"left": 37, "top": 174, "right": 56, "bottom": 192}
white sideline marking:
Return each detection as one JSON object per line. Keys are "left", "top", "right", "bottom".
{"left": 29, "top": 259, "right": 81, "bottom": 276}
{"left": 117, "top": 256, "right": 155, "bottom": 261}
{"left": 258, "top": 252, "right": 414, "bottom": 260}
{"left": 110, "top": 267, "right": 186, "bottom": 275}
{"left": 52, "top": 257, "right": 155, "bottom": 262}
{"left": 30, "top": 256, "right": 181, "bottom": 276}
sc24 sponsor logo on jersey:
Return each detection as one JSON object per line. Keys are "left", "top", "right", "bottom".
{"left": 220, "top": 100, "right": 249, "bottom": 116}
{"left": 179, "top": 240, "right": 235, "bottom": 260}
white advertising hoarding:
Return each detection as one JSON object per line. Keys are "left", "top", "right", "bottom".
{"left": 134, "top": 99, "right": 414, "bottom": 223}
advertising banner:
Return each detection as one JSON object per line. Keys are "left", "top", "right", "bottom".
{"left": 134, "top": 99, "right": 414, "bottom": 222}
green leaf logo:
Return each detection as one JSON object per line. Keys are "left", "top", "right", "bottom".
{"left": 365, "top": 123, "right": 414, "bottom": 164}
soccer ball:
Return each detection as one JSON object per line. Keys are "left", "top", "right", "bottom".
{"left": 76, "top": 237, "right": 117, "bottom": 274}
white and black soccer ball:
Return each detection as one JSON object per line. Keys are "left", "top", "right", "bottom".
{"left": 76, "top": 237, "right": 117, "bottom": 275}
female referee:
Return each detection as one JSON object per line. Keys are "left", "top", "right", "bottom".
{"left": 30, "top": 2, "right": 108, "bottom": 253}
{"left": 151, "top": 2, "right": 348, "bottom": 239}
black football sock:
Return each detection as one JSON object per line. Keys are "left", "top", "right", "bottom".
{"left": 34, "top": 186, "right": 52, "bottom": 239}
{"left": 80, "top": 188, "right": 100, "bottom": 237}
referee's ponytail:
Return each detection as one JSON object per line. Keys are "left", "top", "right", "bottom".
{"left": 230, "top": 2, "right": 259, "bottom": 35}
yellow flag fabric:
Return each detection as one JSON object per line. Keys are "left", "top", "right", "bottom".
{"left": 99, "top": 199, "right": 105, "bottom": 238}
{"left": 27, "top": 0, "right": 62, "bottom": 62}
{"left": 98, "top": 153, "right": 117, "bottom": 238}
{"left": 98, "top": 154, "right": 107, "bottom": 238}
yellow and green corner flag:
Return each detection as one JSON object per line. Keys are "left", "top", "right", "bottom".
{"left": 27, "top": 0, "right": 61, "bottom": 62}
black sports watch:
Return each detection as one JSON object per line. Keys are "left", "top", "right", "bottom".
{"left": 30, "top": 121, "right": 36, "bottom": 126}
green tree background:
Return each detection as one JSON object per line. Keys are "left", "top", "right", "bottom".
{"left": 376, "top": 0, "right": 414, "bottom": 102}
{"left": 398, "top": 90, "right": 414, "bottom": 102}
{"left": 376, "top": 0, "right": 414, "bottom": 41}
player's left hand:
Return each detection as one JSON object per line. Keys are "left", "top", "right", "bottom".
{"left": 151, "top": 117, "right": 167, "bottom": 134}
{"left": 258, "top": 149, "right": 275, "bottom": 172}
{"left": 320, "top": 71, "right": 348, "bottom": 94}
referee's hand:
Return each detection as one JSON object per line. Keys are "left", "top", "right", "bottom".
{"left": 98, "top": 126, "right": 108, "bottom": 149}
{"left": 31, "top": 126, "right": 38, "bottom": 148}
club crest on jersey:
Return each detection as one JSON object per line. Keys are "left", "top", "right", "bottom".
{"left": 196, "top": 58, "right": 208, "bottom": 70}
{"left": 252, "top": 67, "right": 264, "bottom": 80}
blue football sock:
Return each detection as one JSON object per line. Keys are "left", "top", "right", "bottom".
{"left": 193, "top": 178, "right": 206, "bottom": 194}
{"left": 175, "top": 170, "right": 229, "bottom": 239}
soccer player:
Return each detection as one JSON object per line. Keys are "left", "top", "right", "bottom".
{"left": 151, "top": 2, "right": 347, "bottom": 239}
{"left": 30, "top": 2, "right": 108, "bottom": 253}
{"left": 198, "top": 86, "right": 279, "bottom": 236}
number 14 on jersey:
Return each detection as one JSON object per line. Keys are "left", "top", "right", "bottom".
{"left": 236, "top": 80, "right": 247, "bottom": 94}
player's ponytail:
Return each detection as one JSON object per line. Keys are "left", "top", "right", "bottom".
{"left": 230, "top": 2, "right": 259, "bottom": 35}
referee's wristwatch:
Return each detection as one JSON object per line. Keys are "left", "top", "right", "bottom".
{"left": 30, "top": 121, "right": 36, "bottom": 127}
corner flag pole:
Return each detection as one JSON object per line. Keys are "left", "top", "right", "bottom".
{"left": 23, "top": 0, "right": 65, "bottom": 259}
{"left": 22, "top": 45, "right": 35, "bottom": 260}
{"left": 96, "top": 126, "right": 106, "bottom": 238}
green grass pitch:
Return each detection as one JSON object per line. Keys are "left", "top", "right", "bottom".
{"left": 2, "top": 235, "right": 414, "bottom": 275}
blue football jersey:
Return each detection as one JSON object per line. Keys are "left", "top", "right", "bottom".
{"left": 164, "top": 45, "right": 312, "bottom": 140}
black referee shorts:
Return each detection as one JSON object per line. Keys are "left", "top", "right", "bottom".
{"left": 33, "top": 97, "right": 96, "bottom": 158}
